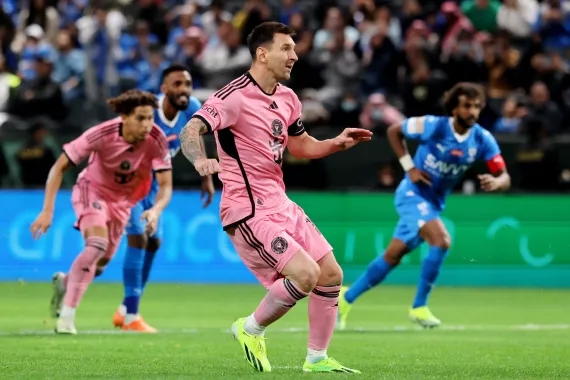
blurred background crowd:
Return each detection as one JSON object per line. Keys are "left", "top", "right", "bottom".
{"left": 0, "top": 0, "right": 569, "bottom": 192}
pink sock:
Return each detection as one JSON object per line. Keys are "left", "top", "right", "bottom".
{"left": 308, "top": 284, "right": 341, "bottom": 351}
{"left": 63, "top": 237, "right": 108, "bottom": 308}
{"left": 253, "top": 278, "right": 308, "bottom": 327}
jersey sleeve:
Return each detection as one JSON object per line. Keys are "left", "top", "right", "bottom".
{"left": 62, "top": 127, "right": 101, "bottom": 165}
{"left": 402, "top": 115, "right": 440, "bottom": 142}
{"left": 480, "top": 129, "right": 506, "bottom": 174}
{"left": 151, "top": 127, "right": 173, "bottom": 172}
{"left": 191, "top": 93, "right": 240, "bottom": 133}
{"left": 287, "top": 95, "right": 306, "bottom": 136}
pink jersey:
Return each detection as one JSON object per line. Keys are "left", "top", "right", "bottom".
{"left": 193, "top": 72, "right": 306, "bottom": 230}
{"left": 63, "top": 117, "right": 172, "bottom": 207}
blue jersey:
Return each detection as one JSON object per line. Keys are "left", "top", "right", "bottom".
{"left": 399, "top": 115, "right": 501, "bottom": 210}
{"left": 150, "top": 94, "right": 202, "bottom": 191}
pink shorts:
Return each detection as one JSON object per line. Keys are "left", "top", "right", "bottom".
{"left": 71, "top": 180, "right": 128, "bottom": 261}
{"left": 228, "top": 202, "right": 333, "bottom": 289}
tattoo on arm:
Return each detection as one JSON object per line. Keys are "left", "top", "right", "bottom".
{"left": 180, "top": 118, "right": 208, "bottom": 165}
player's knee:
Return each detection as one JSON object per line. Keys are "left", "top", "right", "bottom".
{"left": 318, "top": 261, "right": 343, "bottom": 286}
{"left": 384, "top": 249, "right": 406, "bottom": 266}
{"left": 128, "top": 234, "right": 148, "bottom": 249}
{"left": 293, "top": 261, "right": 321, "bottom": 293}
{"left": 431, "top": 234, "right": 452, "bottom": 250}
{"left": 147, "top": 237, "right": 161, "bottom": 253}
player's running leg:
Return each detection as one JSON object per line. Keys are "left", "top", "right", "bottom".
{"left": 56, "top": 224, "right": 109, "bottom": 335}
{"left": 303, "top": 252, "right": 360, "bottom": 373}
{"left": 338, "top": 238, "right": 413, "bottom": 330}
{"left": 141, "top": 237, "right": 160, "bottom": 292}
{"left": 410, "top": 218, "right": 451, "bottom": 327}
{"left": 115, "top": 201, "right": 157, "bottom": 332}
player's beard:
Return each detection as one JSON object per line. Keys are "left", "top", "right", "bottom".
{"left": 167, "top": 93, "right": 190, "bottom": 111}
{"left": 456, "top": 114, "right": 476, "bottom": 129}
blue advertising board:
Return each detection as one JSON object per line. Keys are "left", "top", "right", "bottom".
{"left": 0, "top": 190, "right": 257, "bottom": 283}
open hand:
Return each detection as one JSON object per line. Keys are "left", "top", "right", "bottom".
{"left": 478, "top": 174, "right": 499, "bottom": 192}
{"left": 334, "top": 128, "right": 373, "bottom": 150}
{"left": 141, "top": 208, "right": 160, "bottom": 236}
{"left": 30, "top": 210, "right": 53, "bottom": 239}
{"left": 201, "top": 175, "right": 215, "bottom": 208}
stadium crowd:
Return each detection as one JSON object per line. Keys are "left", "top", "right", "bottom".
{"left": 0, "top": 0, "right": 569, "bottom": 190}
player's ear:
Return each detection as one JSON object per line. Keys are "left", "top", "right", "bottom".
{"left": 257, "top": 47, "right": 267, "bottom": 63}
{"left": 160, "top": 82, "right": 167, "bottom": 95}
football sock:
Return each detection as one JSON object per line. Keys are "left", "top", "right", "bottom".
{"left": 413, "top": 246, "right": 448, "bottom": 308}
{"left": 248, "top": 278, "right": 308, "bottom": 335}
{"left": 307, "top": 284, "right": 341, "bottom": 360}
{"left": 141, "top": 249, "right": 157, "bottom": 290}
{"left": 344, "top": 254, "right": 393, "bottom": 304}
{"left": 64, "top": 237, "right": 108, "bottom": 308}
{"left": 122, "top": 245, "right": 145, "bottom": 315}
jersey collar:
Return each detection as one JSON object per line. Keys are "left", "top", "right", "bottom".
{"left": 449, "top": 117, "right": 471, "bottom": 143}
{"left": 157, "top": 94, "right": 180, "bottom": 128}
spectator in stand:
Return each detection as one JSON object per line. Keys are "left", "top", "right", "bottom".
{"left": 52, "top": 29, "right": 85, "bottom": 101}
{"left": 12, "top": 0, "right": 59, "bottom": 53}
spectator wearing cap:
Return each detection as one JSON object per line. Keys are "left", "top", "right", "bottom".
{"left": 12, "top": 0, "right": 60, "bottom": 53}
{"left": 17, "top": 24, "right": 55, "bottom": 81}
{"left": 8, "top": 49, "right": 67, "bottom": 121}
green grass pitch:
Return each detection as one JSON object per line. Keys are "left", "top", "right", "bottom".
{"left": 0, "top": 282, "right": 568, "bottom": 379}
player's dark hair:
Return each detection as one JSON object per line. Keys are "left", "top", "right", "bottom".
{"left": 107, "top": 89, "right": 158, "bottom": 115}
{"left": 160, "top": 63, "right": 190, "bottom": 84}
{"left": 443, "top": 82, "right": 486, "bottom": 115}
{"left": 246, "top": 22, "right": 296, "bottom": 59}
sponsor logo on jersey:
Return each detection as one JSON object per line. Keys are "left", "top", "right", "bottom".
{"left": 450, "top": 149, "right": 464, "bottom": 157}
{"left": 424, "top": 153, "right": 469, "bottom": 176}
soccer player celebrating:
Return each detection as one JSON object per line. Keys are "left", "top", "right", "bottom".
{"left": 101, "top": 65, "right": 214, "bottom": 333}
{"left": 337, "top": 83, "right": 511, "bottom": 330}
{"left": 30, "top": 90, "right": 173, "bottom": 335}
{"left": 180, "top": 22, "right": 372, "bottom": 374}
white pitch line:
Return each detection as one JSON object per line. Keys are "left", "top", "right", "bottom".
{"left": 1, "top": 324, "right": 569, "bottom": 336}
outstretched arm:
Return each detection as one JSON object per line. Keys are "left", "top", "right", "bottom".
{"left": 287, "top": 129, "right": 373, "bottom": 159}
{"left": 43, "top": 153, "right": 73, "bottom": 214}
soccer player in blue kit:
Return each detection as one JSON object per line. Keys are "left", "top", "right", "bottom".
{"left": 102, "top": 64, "right": 215, "bottom": 332}
{"left": 337, "top": 83, "right": 511, "bottom": 329}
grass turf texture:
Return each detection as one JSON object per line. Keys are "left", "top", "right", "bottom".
{"left": 0, "top": 283, "right": 568, "bottom": 379}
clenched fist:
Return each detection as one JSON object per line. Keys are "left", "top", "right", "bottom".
{"left": 195, "top": 157, "right": 220, "bottom": 177}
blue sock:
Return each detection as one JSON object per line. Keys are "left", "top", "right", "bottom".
{"left": 122, "top": 245, "right": 145, "bottom": 314}
{"left": 345, "top": 253, "right": 394, "bottom": 304}
{"left": 413, "top": 246, "right": 448, "bottom": 308}
{"left": 141, "top": 250, "right": 157, "bottom": 290}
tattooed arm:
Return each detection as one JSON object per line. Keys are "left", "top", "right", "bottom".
{"left": 180, "top": 117, "right": 208, "bottom": 165}
{"left": 180, "top": 117, "right": 220, "bottom": 176}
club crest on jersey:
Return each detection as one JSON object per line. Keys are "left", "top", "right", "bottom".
{"left": 92, "top": 202, "right": 101, "bottom": 210}
{"left": 468, "top": 148, "right": 477, "bottom": 162}
{"left": 120, "top": 160, "right": 131, "bottom": 171}
{"left": 271, "top": 119, "right": 284, "bottom": 137}
{"left": 271, "top": 237, "right": 288, "bottom": 254}
{"left": 450, "top": 149, "right": 464, "bottom": 157}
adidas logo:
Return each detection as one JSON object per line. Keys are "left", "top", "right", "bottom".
{"left": 269, "top": 101, "right": 278, "bottom": 110}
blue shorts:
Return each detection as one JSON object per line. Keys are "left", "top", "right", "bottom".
{"left": 392, "top": 189, "right": 441, "bottom": 251}
{"left": 125, "top": 191, "right": 163, "bottom": 239}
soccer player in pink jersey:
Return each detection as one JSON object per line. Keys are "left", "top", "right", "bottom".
{"left": 30, "top": 90, "right": 173, "bottom": 335}
{"left": 179, "top": 22, "right": 372, "bottom": 373}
